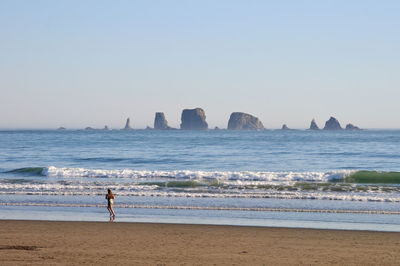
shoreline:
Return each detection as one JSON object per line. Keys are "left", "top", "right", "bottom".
{"left": 2, "top": 204, "right": 400, "bottom": 233}
{"left": 0, "top": 203, "right": 400, "bottom": 232}
{"left": 2, "top": 217, "right": 400, "bottom": 234}
{"left": 2, "top": 218, "right": 400, "bottom": 233}
{"left": 1, "top": 220, "right": 399, "bottom": 265}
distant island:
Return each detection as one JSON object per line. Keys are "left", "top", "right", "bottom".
{"left": 58, "top": 108, "right": 362, "bottom": 131}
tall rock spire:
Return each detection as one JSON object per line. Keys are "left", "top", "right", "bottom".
{"left": 154, "top": 112, "right": 171, "bottom": 130}
{"left": 123, "top": 118, "right": 132, "bottom": 130}
{"left": 309, "top": 119, "right": 320, "bottom": 130}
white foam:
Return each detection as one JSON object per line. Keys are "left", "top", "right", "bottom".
{"left": 1, "top": 185, "right": 399, "bottom": 202}
{"left": 0, "top": 183, "right": 158, "bottom": 191}
{"left": 3, "top": 167, "right": 398, "bottom": 203}
{"left": 43, "top": 166, "right": 354, "bottom": 184}
{"left": 1, "top": 202, "right": 399, "bottom": 214}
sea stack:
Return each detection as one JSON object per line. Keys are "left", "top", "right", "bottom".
{"left": 309, "top": 119, "right": 320, "bottom": 130}
{"left": 123, "top": 118, "right": 132, "bottom": 130}
{"left": 154, "top": 112, "right": 171, "bottom": 130}
{"left": 345, "top": 123, "right": 361, "bottom": 130}
{"left": 103, "top": 125, "right": 109, "bottom": 130}
{"left": 227, "top": 112, "right": 264, "bottom": 130}
{"left": 281, "top": 124, "right": 290, "bottom": 130}
{"left": 323, "top": 117, "right": 342, "bottom": 130}
{"left": 180, "top": 108, "right": 208, "bottom": 130}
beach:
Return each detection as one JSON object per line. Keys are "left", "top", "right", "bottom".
{"left": 1, "top": 220, "right": 399, "bottom": 265}
{"left": 2, "top": 0, "right": 400, "bottom": 264}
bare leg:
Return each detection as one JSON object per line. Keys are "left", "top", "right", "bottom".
{"left": 110, "top": 206, "right": 116, "bottom": 218}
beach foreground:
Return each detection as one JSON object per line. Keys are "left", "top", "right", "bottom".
{"left": 0, "top": 220, "right": 399, "bottom": 265}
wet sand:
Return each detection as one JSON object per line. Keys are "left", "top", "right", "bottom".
{"left": 1, "top": 220, "right": 399, "bottom": 265}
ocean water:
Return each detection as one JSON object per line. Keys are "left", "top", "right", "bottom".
{"left": 1, "top": 129, "right": 400, "bottom": 231}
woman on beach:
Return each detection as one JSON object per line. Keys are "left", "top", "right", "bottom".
{"left": 105, "top": 189, "right": 116, "bottom": 218}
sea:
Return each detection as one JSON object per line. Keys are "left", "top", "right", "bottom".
{"left": 1, "top": 129, "right": 400, "bottom": 231}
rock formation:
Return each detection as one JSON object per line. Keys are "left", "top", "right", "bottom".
{"left": 345, "top": 123, "right": 361, "bottom": 130}
{"left": 309, "top": 119, "right": 320, "bottom": 130}
{"left": 123, "top": 118, "right": 132, "bottom": 130}
{"left": 323, "top": 117, "right": 342, "bottom": 130}
{"left": 180, "top": 108, "right": 208, "bottom": 130}
{"left": 281, "top": 124, "right": 290, "bottom": 130}
{"left": 103, "top": 125, "right": 109, "bottom": 130}
{"left": 154, "top": 112, "right": 171, "bottom": 130}
{"left": 227, "top": 112, "right": 264, "bottom": 130}
{"left": 85, "top": 127, "right": 94, "bottom": 130}
{"left": 57, "top": 127, "right": 66, "bottom": 130}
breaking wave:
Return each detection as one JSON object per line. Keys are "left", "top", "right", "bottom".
{"left": 2, "top": 167, "right": 400, "bottom": 203}
{"left": 41, "top": 166, "right": 353, "bottom": 183}
{"left": 5, "top": 166, "right": 399, "bottom": 185}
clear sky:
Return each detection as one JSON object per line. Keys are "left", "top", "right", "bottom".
{"left": 0, "top": 0, "right": 399, "bottom": 129}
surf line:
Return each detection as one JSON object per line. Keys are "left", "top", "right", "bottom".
{"left": 1, "top": 202, "right": 400, "bottom": 215}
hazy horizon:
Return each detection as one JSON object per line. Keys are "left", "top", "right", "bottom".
{"left": 1, "top": 1, "right": 399, "bottom": 129}
{"left": 1, "top": 111, "right": 399, "bottom": 130}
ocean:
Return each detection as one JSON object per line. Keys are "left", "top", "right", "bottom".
{"left": 1, "top": 129, "right": 399, "bottom": 231}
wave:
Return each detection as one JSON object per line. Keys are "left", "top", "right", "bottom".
{"left": 5, "top": 167, "right": 45, "bottom": 176}
{"left": 41, "top": 166, "right": 353, "bottom": 183}
{"left": 1, "top": 188, "right": 400, "bottom": 202}
{"left": 1, "top": 202, "right": 400, "bottom": 214}
{"left": 5, "top": 166, "right": 400, "bottom": 185}
{"left": 2, "top": 180, "right": 400, "bottom": 195}
{"left": 345, "top": 171, "right": 400, "bottom": 184}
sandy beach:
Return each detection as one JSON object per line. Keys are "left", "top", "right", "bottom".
{"left": 0, "top": 220, "right": 399, "bottom": 265}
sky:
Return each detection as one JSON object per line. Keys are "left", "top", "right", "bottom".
{"left": 0, "top": 0, "right": 399, "bottom": 129}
